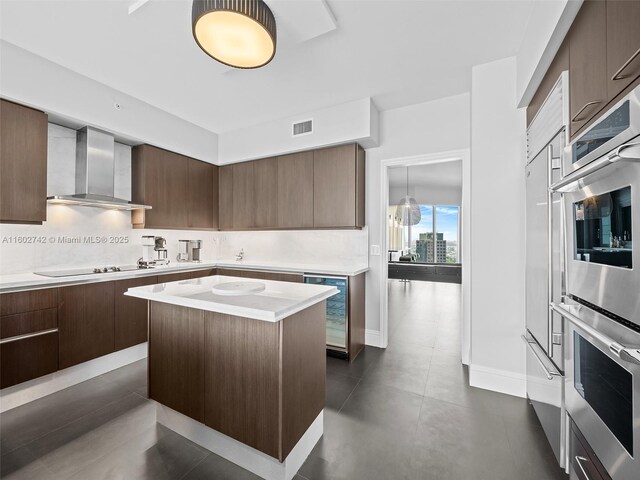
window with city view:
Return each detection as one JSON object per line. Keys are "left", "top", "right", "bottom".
{"left": 391, "top": 205, "right": 460, "bottom": 264}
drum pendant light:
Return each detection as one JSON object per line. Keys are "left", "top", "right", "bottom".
{"left": 395, "top": 166, "right": 421, "bottom": 226}
{"left": 192, "top": 0, "right": 277, "bottom": 69}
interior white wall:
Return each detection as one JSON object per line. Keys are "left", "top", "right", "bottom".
{"left": 388, "top": 185, "right": 462, "bottom": 207}
{"left": 469, "top": 56, "right": 527, "bottom": 397}
{"left": 364, "top": 93, "right": 471, "bottom": 343}
{"left": 217, "top": 97, "right": 379, "bottom": 164}
{"left": 516, "top": 0, "right": 582, "bottom": 107}
{"left": 0, "top": 40, "right": 218, "bottom": 164}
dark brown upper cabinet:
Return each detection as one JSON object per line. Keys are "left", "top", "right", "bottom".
{"left": 526, "top": 38, "right": 569, "bottom": 126}
{"left": 218, "top": 165, "right": 233, "bottom": 230}
{"left": 188, "top": 158, "right": 218, "bottom": 230}
{"left": 132, "top": 144, "right": 217, "bottom": 230}
{"left": 58, "top": 282, "right": 115, "bottom": 369}
{"left": 277, "top": 151, "right": 314, "bottom": 229}
{"left": 313, "top": 143, "right": 365, "bottom": 229}
{"left": 569, "top": 0, "right": 608, "bottom": 137}
{"left": 0, "top": 99, "right": 48, "bottom": 224}
{"left": 254, "top": 157, "right": 278, "bottom": 229}
{"left": 232, "top": 161, "right": 256, "bottom": 229}
{"left": 607, "top": 0, "right": 640, "bottom": 101}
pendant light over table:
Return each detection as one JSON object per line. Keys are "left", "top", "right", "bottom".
{"left": 192, "top": 0, "right": 277, "bottom": 69}
{"left": 395, "top": 166, "right": 421, "bottom": 226}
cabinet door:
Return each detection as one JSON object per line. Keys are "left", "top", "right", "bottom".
{"left": 569, "top": 0, "right": 607, "bottom": 137}
{"left": 607, "top": 0, "right": 640, "bottom": 100}
{"left": 114, "top": 276, "right": 157, "bottom": 351}
{"left": 190, "top": 269, "right": 216, "bottom": 279}
{"left": 0, "top": 288, "right": 58, "bottom": 316}
{"left": 277, "top": 151, "right": 314, "bottom": 228}
{"left": 527, "top": 39, "right": 570, "bottom": 126}
{"left": 157, "top": 272, "right": 193, "bottom": 283}
{"left": 218, "top": 165, "right": 233, "bottom": 230}
{"left": 149, "top": 303, "right": 204, "bottom": 422}
{"left": 132, "top": 145, "right": 189, "bottom": 229}
{"left": 188, "top": 160, "right": 216, "bottom": 230}
{"left": 0, "top": 100, "right": 48, "bottom": 224}
{"left": 254, "top": 157, "right": 278, "bottom": 228}
{"left": 232, "top": 161, "right": 255, "bottom": 229}
{"left": 1, "top": 333, "right": 58, "bottom": 389}
{"left": 58, "top": 282, "right": 115, "bottom": 369}
{"left": 314, "top": 144, "right": 357, "bottom": 228}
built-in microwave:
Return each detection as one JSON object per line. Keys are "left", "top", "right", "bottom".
{"left": 563, "top": 86, "right": 640, "bottom": 177}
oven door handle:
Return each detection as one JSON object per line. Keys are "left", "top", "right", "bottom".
{"left": 551, "top": 303, "right": 640, "bottom": 365}
{"left": 550, "top": 142, "right": 640, "bottom": 192}
{"left": 522, "top": 335, "right": 562, "bottom": 379}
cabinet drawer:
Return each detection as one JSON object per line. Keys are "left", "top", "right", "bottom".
{"left": 157, "top": 272, "right": 193, "bottom": 283}
{"left": 189, "top": 269, "right": 216, "bottom": 279}
{"left": 0, "top": 288, "right": 58, "bottom": 316}
{"left": 570, "top": 421, "right": 611, "bottom": 480}
{"left": 1, "top": 308, "right": 57, "bottom": 339}
{"left": 1, "top": 332, "right": 58, "bottom": 389}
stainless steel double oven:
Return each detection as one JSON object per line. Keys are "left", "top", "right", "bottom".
{"left": 552, "top": 83, "right": 640, "bottom": 480}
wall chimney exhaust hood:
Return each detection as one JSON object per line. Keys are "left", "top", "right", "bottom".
{"left": 47, "top": 127, "right": 151, "bottom": 211}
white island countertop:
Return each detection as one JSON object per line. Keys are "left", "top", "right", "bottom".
{"left": 125, "top": 275, "right": 339, "bottom": 322}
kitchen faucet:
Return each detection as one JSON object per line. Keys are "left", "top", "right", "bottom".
{"left": 236, "top": 249, "right": 244, "bottom": 261}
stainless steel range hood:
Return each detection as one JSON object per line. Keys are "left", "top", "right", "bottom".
{"left": 47, "top": 127, "right": 151, "bottom": 211}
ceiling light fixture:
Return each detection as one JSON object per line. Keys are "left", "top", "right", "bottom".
{"left": 395, "top": 166, "right": 421, "bottom": 226}
{"left": 192, "top": 0, "right": 277, "bottom": 69}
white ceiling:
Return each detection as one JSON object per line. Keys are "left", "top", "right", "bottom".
{"left": 0, "top": 0, "right": 535, "bottom": 134}
{"left": 389, "top": 160, "right": 462, "bottom": 191}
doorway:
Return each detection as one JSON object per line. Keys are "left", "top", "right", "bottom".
{"left": 378, "top": 150, "right": 470, "bottom": 364}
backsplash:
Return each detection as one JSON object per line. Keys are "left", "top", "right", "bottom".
{"left": 213, "top": 229, "right": 369, "bottom": 267}
{"left": 0, "top": 205, "right": 216, "bottom": 274}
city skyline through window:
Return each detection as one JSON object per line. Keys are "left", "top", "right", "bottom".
{"left": 403, "top": 205, "right": 460, "bottom": 263}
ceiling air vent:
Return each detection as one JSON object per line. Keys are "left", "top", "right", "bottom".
{"left": 292, "top": 119, "right": 313, "bottom": 136}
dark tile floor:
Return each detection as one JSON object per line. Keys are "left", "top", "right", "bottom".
{"left": 0, "top": 280, "right": 567, "bottom": 479}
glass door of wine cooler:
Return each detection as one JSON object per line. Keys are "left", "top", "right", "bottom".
{"left": 303, "top": 275, "right": 348, "bottom": 350}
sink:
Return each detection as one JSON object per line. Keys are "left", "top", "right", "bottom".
{"left": 211, "top": 281, "right": 266, "bottom": 296}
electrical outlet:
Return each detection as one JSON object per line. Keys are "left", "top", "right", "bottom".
{"left": 370, "top": 245, "right": 381, "bottom": 256}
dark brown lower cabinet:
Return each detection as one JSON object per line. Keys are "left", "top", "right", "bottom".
{"left": 114, "top": 276, "right": 157, "bottom": 351}
{"left": 148, "top": 300, "right": 326, "bottom": 461}
{"left": 189, "top": 268, "right": 217, "bottom": 279}
{"left": 148, "top": 303, "right": 205, "bottom": 422}
{"left": 217, "top": 268, "right": 303, "bottom": 283}
{"left": 348, "top": 273, "right": 365, "bottom": 362}
{"left": 157, "top": 272, "right": 193, "bottom": 283}
{"left": 1, "top": 333, "right": 58, "bottom": 389}
{"left": 204, "top": 311, "right": 281, "bottom": 458}
{"left": 58, "top": 282, "right": 115, "bottom": 369}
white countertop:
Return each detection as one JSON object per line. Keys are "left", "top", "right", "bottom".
{"left": 0, "top": 260, "right": 368, "bottom": 293}
{"left": 0, "top": 262, "right": 219, "bottom": 293}
{"left": 125, "top": 275, "right": 339, "bottom": 322}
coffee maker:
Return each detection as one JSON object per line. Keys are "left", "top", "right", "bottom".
{"left": 138, "top": 236, "right": 169, "bottom": 268}
{"left": 177, "top": 239, "right": 202, "bottom": 263}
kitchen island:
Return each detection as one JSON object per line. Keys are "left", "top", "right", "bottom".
{"left": 125, "top": 275, "right": 338, "bottom": 480}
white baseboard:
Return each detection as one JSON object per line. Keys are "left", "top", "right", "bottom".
{"left": 0, "top": 343, "right": 148, "bottom": 413}
{"left": 156, "top": 403, "right": 323, "bottom": 480}
{"left": 365, "top": 329, "right": 385, "bottom": 348}
{"left": 468, "top": 364, "right": 526, "bottom": 398}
